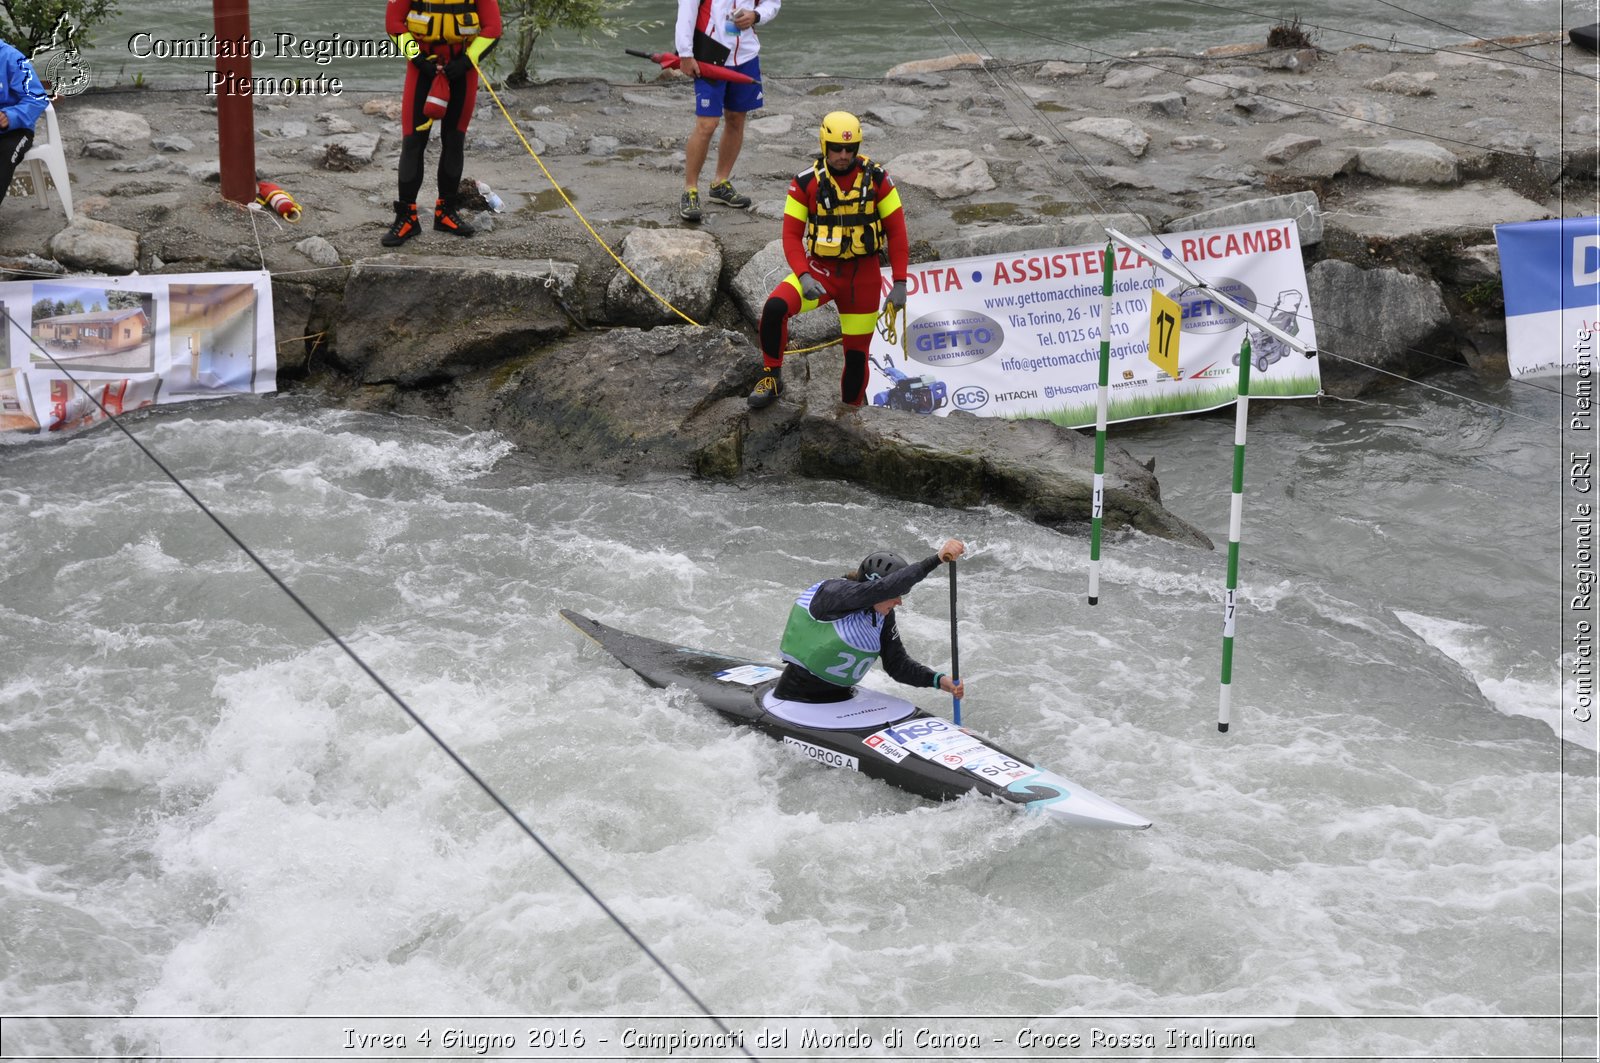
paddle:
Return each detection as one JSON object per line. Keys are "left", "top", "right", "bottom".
{"left": 949, "top": 558, "right": 961, "bottom": 725}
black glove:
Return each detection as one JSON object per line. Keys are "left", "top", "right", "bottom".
{"left": 444, "top": 54, "right": 471, "bottom": 80}
{"left": 409, "top": 54, "right": 435, "bottom": 76}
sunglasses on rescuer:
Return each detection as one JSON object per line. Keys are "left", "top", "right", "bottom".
{"left": 825, "top": 142, "right": 860, "bottom": 154}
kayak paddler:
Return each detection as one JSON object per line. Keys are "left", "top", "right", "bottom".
{"left": 773, "top": 539, "right": 965, "bottom": 704}
{"left": 382, "top": 0, "right": 502, "bottom": 246}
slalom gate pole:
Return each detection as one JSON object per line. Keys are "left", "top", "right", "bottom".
{"left": 1087, "top": 241, "right": 1114, "bottom": 605}
{"left": 949, "top": 559, "right": 961, "bottom": 725}
{"left": 1218, "top": 336, "right": 1253, "bottom": 733}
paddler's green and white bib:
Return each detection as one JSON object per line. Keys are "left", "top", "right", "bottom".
{"left": 779, "top": 581, "right": 882, "bottom": 686}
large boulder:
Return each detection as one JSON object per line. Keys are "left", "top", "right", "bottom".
{"left": 47, "top": 218, "right": 139, "bottom": 273}
{"left": 1065, "top": 117, "right": 1152, "bottom": 158}
{"left": 793, "top": 350, "right": 1212, "bottom": 547}
{"left": 886, "top": 148, "right": 997, "bottom": 199}
{"left": 438, "top": 325, "right": 1210, "bottom": 545}
{"left": 730, "top": 239, "right": 838, "bottom": 344}
{"left": 457, "top": 325, "right": 767, "bottom": 479}
{"left": 1357, "top": 139, "right": 1460, "bottom": 185}
{"left": 65, "top": 108, "right": 152, "bottom": 144}
{"left": 1307, "top": 259, "right": 1454, "bottom": 396}
{"left": 932, "top": 213, "right": 1150, "bottom": 261}
{"left": 604, "top": 227, "right": 722, "bottom": 326}
{"left": 333, "top": 255, "right": 579, "bottom": 384}
{"left": 1167, "top": 190, "right": 1323, "bottom": 247}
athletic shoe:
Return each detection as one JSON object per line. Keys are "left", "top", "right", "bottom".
{"left": 747, "top": 369, "right": 782, "bottom": 409}
{"left": 679, "top": 188, "right": 702, "bottom": 222}
{"left": 708, "top": 179, "right": 752, "bottom": 208}
{"left": 433, "top": 197, "right": 475, "bottom": 236}
{"left": 381, "top": 201, "right": 419, "bottom": 246}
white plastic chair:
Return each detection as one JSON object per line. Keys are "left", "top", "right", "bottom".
{"left": 19, "top": 102, "right": 72, "bottom": 220}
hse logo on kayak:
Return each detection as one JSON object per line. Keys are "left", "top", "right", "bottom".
{"left": 864, "top": 733, "right": 911, "bottom": 763}
{"left": 783, "top": 737, "right": 859, "bottom": 771}
{"left": 879, "top": 718, "right": 955, "bottom": 744}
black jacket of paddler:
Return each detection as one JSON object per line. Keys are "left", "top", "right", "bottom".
{"left": 772, "top": 554, "right": 943, "bottom": 703}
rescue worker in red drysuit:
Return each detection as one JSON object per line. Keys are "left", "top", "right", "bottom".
{"left": 382, "top": 0, "right": 501, "bottom": 246}
{"left": 748, "top": 111, "right": 909, "bottom": 409}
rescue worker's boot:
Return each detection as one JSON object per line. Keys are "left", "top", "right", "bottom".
{"left": 381, "top": 201, "right": 420, "bottom": 246}
{"left": 433, "top": 197, "right": 476, "bottom": 237}
{"left": 748, "top": 368, "right": 783, "bottom": 409}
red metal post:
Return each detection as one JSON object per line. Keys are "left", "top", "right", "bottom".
{"left": 212, "top": 0, "right": 256, "bottom": 205}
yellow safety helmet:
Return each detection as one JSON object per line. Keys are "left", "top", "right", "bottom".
{"left": 819, "top": 111, "right": 863, "bottom": 155}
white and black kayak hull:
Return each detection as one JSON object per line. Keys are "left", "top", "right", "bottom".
{"left": 562, "top": 610, "right": 1151, "bottom": 830}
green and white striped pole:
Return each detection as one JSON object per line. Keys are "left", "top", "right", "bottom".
{"left": 1087, "top": 241, "right": 1114, "bottom": 606}
{"left": 1217, "top": 336, "right": 1253, "bottom": 733}
{"left": 1101, "top": 225, "right": 1312, "bottom": 734}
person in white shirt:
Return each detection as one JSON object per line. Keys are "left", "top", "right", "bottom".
{"left": 673, "top": 0, "right": 779, "bottom": 222}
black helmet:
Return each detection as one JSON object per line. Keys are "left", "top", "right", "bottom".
{"left": 857, "top": 550, "right": 908, "bottom": 582}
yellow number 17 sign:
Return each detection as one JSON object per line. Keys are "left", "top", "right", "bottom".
{"left": 1147, "top": 289, "right": 1181, "bottom": 379}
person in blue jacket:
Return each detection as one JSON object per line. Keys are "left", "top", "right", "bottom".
{"left": 0, "top": 37, "right": 48, "bottom": 211}
{"left": 774, "top": 538, "right": 967, "bottom": 704}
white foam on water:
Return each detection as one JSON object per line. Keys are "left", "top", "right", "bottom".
{"left": 2, "top": 399, "right": 1590, "bottom": 1060}
{"left": 1395, "top": 610, "right": 1590, "bottom": 750}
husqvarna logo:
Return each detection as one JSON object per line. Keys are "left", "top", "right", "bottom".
{"left": 953, "top": 385, "right": 988, "bottom": 410}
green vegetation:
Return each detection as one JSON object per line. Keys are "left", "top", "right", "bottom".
{"left": 1460, "top": 278, "right": 1503, "bottom": 310}
{"left": 1016, "top": 373, "right": 1322, "bottom": 428}
{"left": 1266, "top": 15, "right": 1313, "bottom": 50}
{"left": 952, "top": 202, "right": 1023, "bottom": 224}
{"left": 491, "top": 0, "right": 652, "bottom": 86}
{"left": 1, "top": 0, "right": 115, "bottom": 57}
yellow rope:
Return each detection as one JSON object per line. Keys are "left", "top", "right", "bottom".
{"left": 475, "top": 62, "right": 701, "bottom": 327}
{"left": 478, "top": 60, "right": 848, "bottom": 356}
{"left": 877, "top": 301, "right": 903, "bottom": 349}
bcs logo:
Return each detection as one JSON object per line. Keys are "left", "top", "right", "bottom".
{"left": 952, "top": 385, "right": 988, "bottom": 411}
{"left": 907, "top": 311, "right": 1004, "bottom": 368}
{"left": 1179, "top": 276, "right": 1257, "bottom": 335}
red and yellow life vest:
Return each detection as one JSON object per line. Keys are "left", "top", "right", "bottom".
{"left": 805, "top": 157, "right": 887, "bottom": 260}
{"left": 404, "top": 0, "right": 482, "bottom": 43}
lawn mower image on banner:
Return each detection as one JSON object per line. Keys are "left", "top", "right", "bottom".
{"left": 870, "top": 351, "right": 949, "bottom": 415}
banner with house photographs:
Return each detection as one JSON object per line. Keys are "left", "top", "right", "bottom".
{"left": 0, "top": 270, "right": 276, "bottom": 433}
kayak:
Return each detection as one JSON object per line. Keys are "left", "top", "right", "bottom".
{"left": 561, "top": 610, "right": 1152, "bottom": 830}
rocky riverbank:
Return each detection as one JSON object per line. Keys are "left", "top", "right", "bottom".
{"left": 2, "top": 30, "right": 1594, "bottom": 544}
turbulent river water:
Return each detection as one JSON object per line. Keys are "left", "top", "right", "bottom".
{"left": 1, "top": 363, "right": 1593, "bottom": 1058}
{"left": 80, "top": 0, "right": 1596, "bottom": 88}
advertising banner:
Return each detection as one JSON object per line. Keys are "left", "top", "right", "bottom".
{"left": 1495, "top": 215, "right": 1600, "bottom": 379}
{"left": 865, "top": 219, "right": 1319, "bottom": 425}
{"left": 0, "top": 269, "right": 276, "bottom": 433}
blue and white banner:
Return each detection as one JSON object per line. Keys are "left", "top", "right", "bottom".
{"left": 865, "top": 219, "right": 1319, "bottom": 426}
{"left": 1494, "top": 215, "right": 1600, "bottom": 379}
